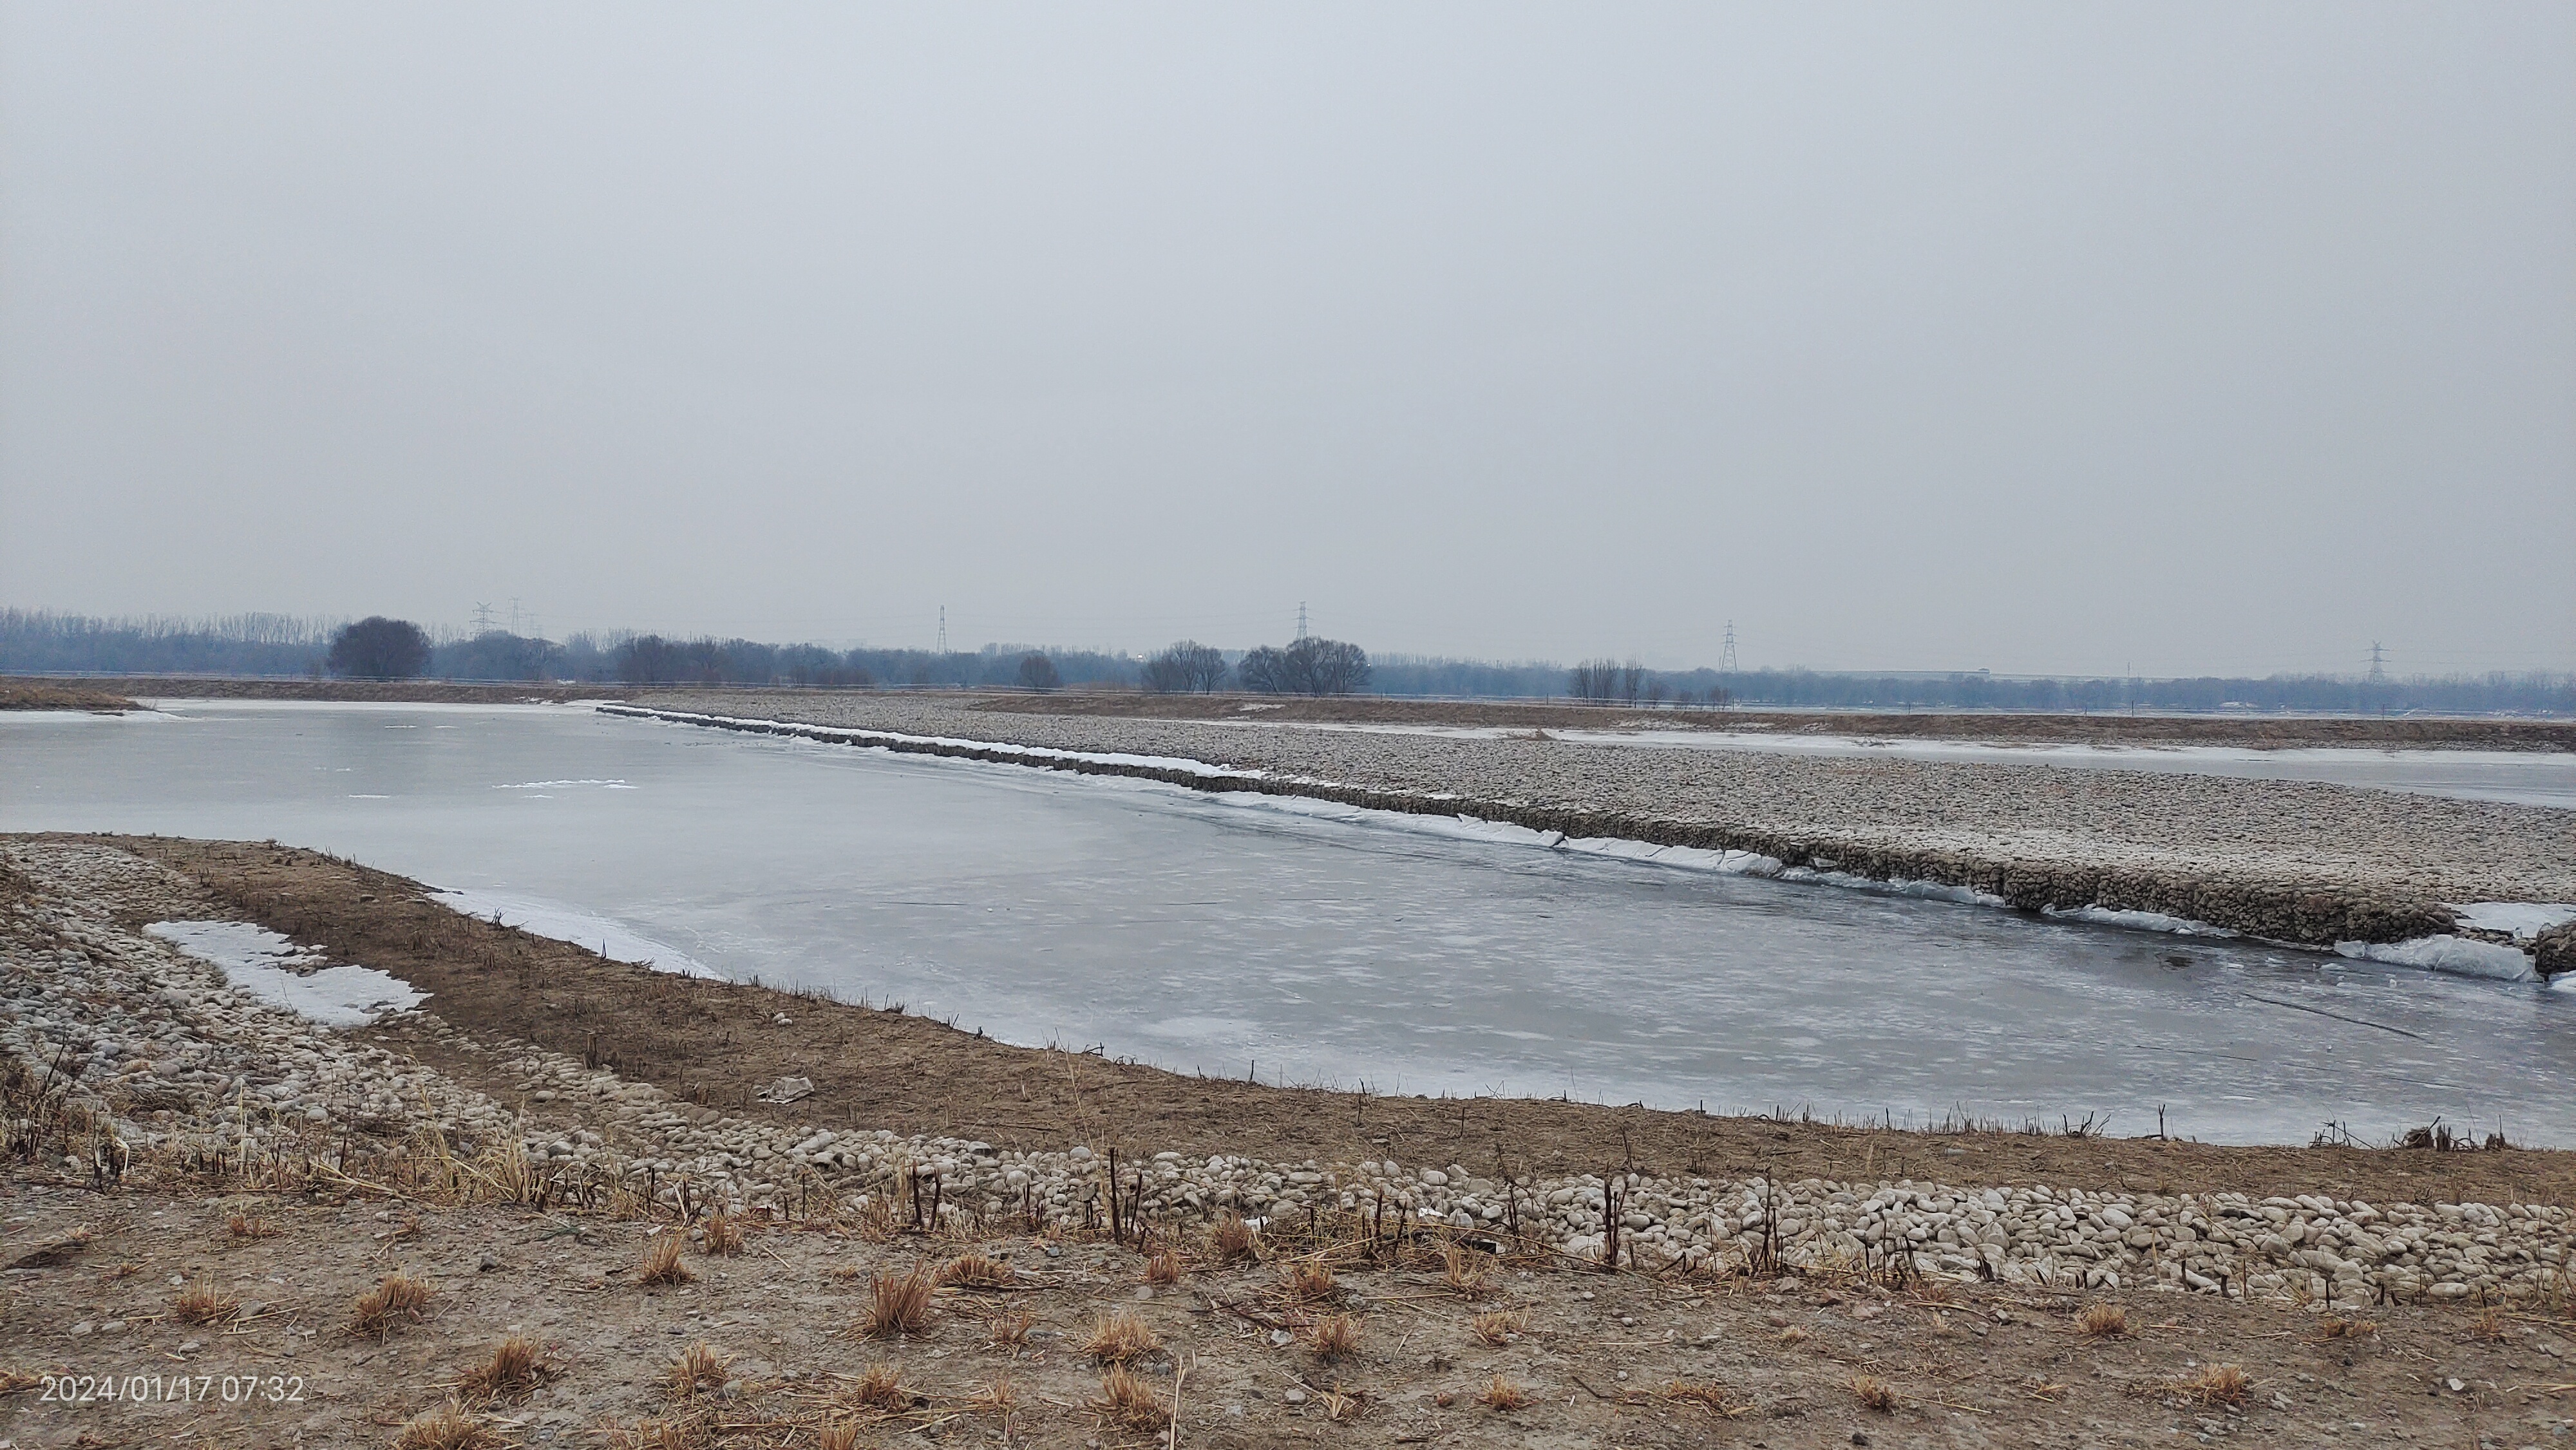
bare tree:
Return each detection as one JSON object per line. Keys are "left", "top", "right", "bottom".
{"left": 327, "top": 617, "right": 431, "bottom": 679}
{"left": 1142, "top": 639, "right": 1228, "bottom": 693}
{"left": 1240, "top": 637, "right": 1369, "bottom": 696}
{"left": 1016, "top": 652, "right": 1062, "bottom": 692}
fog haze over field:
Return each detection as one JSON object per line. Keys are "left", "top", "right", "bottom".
{"left": 3, "top": 3, "right": 2570, "bottom": 676}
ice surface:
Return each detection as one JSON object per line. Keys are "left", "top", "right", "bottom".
{"left": 2045, "top": 905, "right": 2238, "bottom": 937}
{"left": 2334, "top": 935, "right": 2538, "bottom": 983}
{"left": 2450, "top": 902, "right": 2576, "bottom": 940}
{"left": 146, "top": 919, "right": 427, "bottom": 1027}
{"left": 426, "top": 889, "right": 721, "bottom": 979}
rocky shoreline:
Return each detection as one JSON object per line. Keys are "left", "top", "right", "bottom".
{"left": 616, "top": 697, "right": 2575, "bottom": 963}
{"left": 10, "top": 836, "right": 2576, "bottom": 1313}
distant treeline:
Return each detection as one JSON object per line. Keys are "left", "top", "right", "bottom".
{"left": 5, "top": 609, "right": 2570, "bottom": 714}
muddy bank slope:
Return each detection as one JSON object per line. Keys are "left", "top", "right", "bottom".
{"left": 630, "top": 693, "right": 2576, "bottom": 954}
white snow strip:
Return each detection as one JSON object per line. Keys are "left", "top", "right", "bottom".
{"left": 2335, "top": 936, "right": 2538, "bottom": 983}
{"left": 146, "top": 920, "right": 428, "bottom": 1028}
{"left": 2043, "top": 905, "right": 2239, "bottom": 937}
{"left": 2449, "top": 903, "right": 2576, "bottom": 940}
{"left": 495, "top": 778, "right": 637, "bottom": 790}
{"left": 426, "top": 889, "right": 722, "bottom": 980}
{"left": 614, "top": 706, "right": 1257, "bottom": 780}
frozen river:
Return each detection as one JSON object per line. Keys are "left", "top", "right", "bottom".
{"left": 6, "top": 700, "right": 2573, "bottom": 1145}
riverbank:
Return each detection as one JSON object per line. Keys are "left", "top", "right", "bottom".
{"left": 0, "top": 679, "right": 137, "bottom": 712}
{"left": 8, "top": 834, "right": 2576, "bottom": 1447}
{"left": 625, "top": 695, "right": 2576, "bottom": 966}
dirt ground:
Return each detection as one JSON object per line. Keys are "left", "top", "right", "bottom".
{"left": 0, "top": 681, "right": 138, "bottom": 713}
{"left": 90, "top": 836, "right": 2576, "bottom": 1222}
{"left": 11, "top": 1170, "right": 2576, "bottom": 1450}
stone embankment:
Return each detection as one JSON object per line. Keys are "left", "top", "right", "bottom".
{"left": 6, "top": 838, "right": 2572, "bottom": 1309}
{"left": 611, "top": 699, "right": 2576, "bottom": 961}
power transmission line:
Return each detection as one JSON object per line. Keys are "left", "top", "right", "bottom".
{"left": 1719, "top": 621, "right": 1738, "bottom": 675}
{"left": 1297, "top": 602, "right": 1308, "bottom": 641}
{"left": 936, "top": 605, "right": 947, "bottom": 654}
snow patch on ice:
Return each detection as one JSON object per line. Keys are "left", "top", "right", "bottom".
{"left": 2044, "top": 905, "right": 2238, "bottom": 937}
{"left": 146, "top": 920, "right": 428, "bottom": 1028}
{"left": 495, "top": 778, "right": 637, "bottom": 790}
{"left": 2450, "top": 902, "right": 2576, "bottom": 941}
{"left": 611, "top": 706, "right": 1256, "bottom": 780}
{"left": 2335, "top": 935, "right": 2537, "bottom": 983}
{"left": 427, "top": 889, "right": 722, "bottom": 979}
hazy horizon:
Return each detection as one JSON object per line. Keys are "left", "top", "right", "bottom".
{"left": 5, "top": 4, "right": 2571, "bottom": 677}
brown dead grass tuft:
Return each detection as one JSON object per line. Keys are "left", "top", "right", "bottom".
{"left": 1211, "top": 1212, "right": 1260, "bottom": 1265}
{"left": 844, "top": 1362, "right": 908, "bottom": 1411}
{"left": 1307, "top": 1312, "right": 1361, "bottom": 1359}
{"left": 1092, "top": 1364, "right": 1168, "bottom": 1428}
{"left": 1479, "top": 1375, "right": 1529, "bottom": 1411}
{"left": 699, "top": 1210, "right": 742, "bottom": 1257}
{"left": 984, "top": 1310, "right": 1034, "bottom": 1350}
{"left": 2077, "top": 1303, "right": 2128, "bottom": 1338}
{"left": 1443, "top": 1244, "right": 1492, "bottom": 1297}
{"left": 855, "top": 1264, "right": 937, "bottom": 1339}
{"left": 2174, "top": 1363, "right": 2251, "bottom": 1407}
{"left": 637, "top": 1234, "right": 694, "bottom": 1287}
{"left": 667, "top": 1342, "right": 729, "bottom": 1399}
{"left": 225, "top": 1209, "right": 281, "bottom": 1240}
{"left": 1778, "top": 1324, "right": 1810, "bottom": 1346}
{"left": 1086, "top": 1310, "right": 1162, "bottom": 1362}
{"left": 600, "top": 1416, "right": 703, "bottom": 1450}
{"left": 173, "top": 1282, "right": 242, "bottom": 1324}
{"left": 2468, "top": 1308, "right": 2511, "bottom": 1342}
{"left": 2320, "top": 1315, "right": 2379, "bottom": 1339}
{"left": 1850, "top": 1375, "right": 1898, "bottom": 1413}
{"left": 817, "top": 1420, "right": 862, "bottom": 1450}
{"left": 1279, "top": 1261, "right": 1337, "bottom": 1305}
{"left": 1665, "top": 1379, "right": 1746, "bottom": 1417}
{"left": 939, "top": 1250, "right": 1014, "bottom": 1290}
{"left": 350, "top": 1272, "right": 432, "bottom": 1337}
{"left": 392, "top": 1400, "right": 504, "bottom": 1450}
{"left": 1144, "top": 1248, "right": 1182, "bottom": 1285}
{"left": 457, "top": 1333, "right": 551, "bottom": 1405}
{"left": 1471, "top": 1309, "right": 1528, "bottom": 1346}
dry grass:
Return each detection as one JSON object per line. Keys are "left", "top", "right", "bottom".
{"left": 855, "top": 1264, "right": 937, "bottom": 1339}
{"left": 2077, "top": 1303, "right": 2128, "bottom": 1338}
{"left": 350, "top": 1272, "right": 433, "bottom": 1337}
{"left": 817, "top": 1420, "right": 862, "bottom": 1450}
{"left": 1279, "top": 1261, "right": 1337, "bottom": 1305}
{"left": 1092, "top": 1364, "right": 1168, "bottom": 1428}
{"left": 1307, "top": 1312, "right": 1361, "bottom": 1360}
{"left": 173, "top": 1282, "right": 242, "bottom": 1325}
{"left": 600, "top": 1416, "right": 701, "bottom": 1450}
{"left": 1443, "top": 1244, "right": 1492, "bottom": 1298}
{"left": 1144, "top": 1248, "right": 1182, "bottom": 1285}
{"left": 844, "top": 1362, "right": 908, "bottom": 1411}
{"left": 1778, "top": 1325, "right": 1810, "bottom": 1346}
{"left": 1665, "top": 1379, "right": 1746, "bottom": 1417}
{"left": 225, "top": 1209, "right": 281, "bottom": 1239}
{"left": 939, "top": 1250, "right": 1015, "bottom": 1290}
{"left": 2468, "top": 1308, "right": 2512, "bottom": 1342}
{"left": 2174, "top": 1363, "right": 2251, "bottom": 1408}
{"left": 1850, "top": 1375, "right": 1898, "bottom": 1413}
{"left": 0, "top": 1370, "right": 45, "bottom": 1397}
{"left": 984, "top": 1310, "right": 1035, "bottom": 1350}
{"left": 392, "top": 1400, "right": 504, "bottom": 1450}
{"left": 667, "top": 1342, "right": 730, "bottom": 1399}
{"left": 1211, "top": 1212, "right": 1260, "bottom": 1265}
{"left": 457, "top": 1333, "right": 551, "bottom": 1406}
{"left": 638, "top": 1234, "right": 695, "bottom": 1286}
{"left": 1479, "top": 1375, "right": 1529, "bottom": 1411}
{"left": 1321, "top": 1381, "right": 1364, "bottom": 1422}
{"left": 1086, "top": 1310, "right": 1162, "bottom": 1362}
{"left": 2320, "top": 1316, "right": 2380, "bottom": 1339}
{"left": 699, "top": 1210, "right": 742, "bottom": 1257}
{"left": 1471, "top": 1310, "right": 1528, "bottom": 1346}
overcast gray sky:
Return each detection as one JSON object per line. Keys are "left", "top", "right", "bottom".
{"left": 4, "top": 3, "right": 2570, "bottom": 676}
